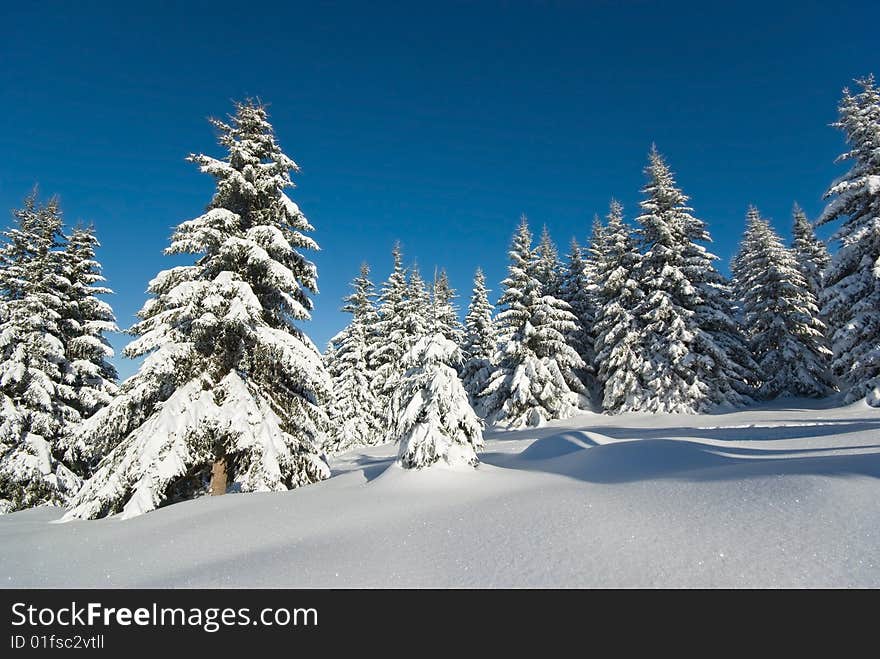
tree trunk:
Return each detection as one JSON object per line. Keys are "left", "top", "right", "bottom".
{"left": 210, "top": 455, "right": 227, "bottom": 496}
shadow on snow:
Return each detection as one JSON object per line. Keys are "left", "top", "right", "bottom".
{"left": 480, "top": 428, "right": 880, "bottom": 484}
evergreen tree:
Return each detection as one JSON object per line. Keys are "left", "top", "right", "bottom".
{"left": 631, "top": 147, "right": 752, "bottom": 413}
{"left": 533, "top": 225, "right": 563, "bottom": 298}
{"left": 683, "top": 213, "right": 758, "bottom": 407}
{"left": 817, "top": 76, "right": 880, "bottom": 404}
{"left": 371, "top": 243, "right": 409, "bottom": 404}
{"left": 430, "top": 268, "right": 464, "bottom": 344}
{"left": 581, "top": 211, "right": 606, "bottom": 368}
{"left": 532, "top": 225, "right": 589, "bottom": 398}
{"left": 592, "top": 201, "right": 646, "bottom": 412}
{"left": 374, "top": 262, "right": 431, "bottom": 441}
{"left": 325, "top": 264, "right": 383, "bottom": 452}
{"left": 732, "top": 207, "right": 835, "bottom": 398}
{"left": 56, "top": 224, "right": 119, "bottom": 476}
{"left": 460, "top": 268, "right": 496, "bottom": 400}
{"left": 492, "top": 217, "right": 535, "bottom": 348}
{"left": 0, "top": 192, "right": 81, "bottom": 511}
{"left": 403, "top": 264, "right": 431, "bottom": 345}
{"left": 322, "top": 340, "right": 340, "bottom": 437}
{"left": 583, "top": 213, "right": 605, "bottom": 283}
{"left": 791, "top": 204, "right": 830, "bottom": 304}
{"left": 479, "top": 216, "right": 587, "bottom": 427}
{"left": 0, "top": 192, "right": 42, "bottom": 301}
{"left": 64, "top": 101, "right": 332, "bottom": 520}
{"left": 559, "top": 237, "right": 595, "bottom": 389}
{"left": 392, "top": 333, "right": 483, "bottom": 469}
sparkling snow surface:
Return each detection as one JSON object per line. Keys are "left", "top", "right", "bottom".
{"left": 3, "top": 398, "right": 880, "bottom": 587}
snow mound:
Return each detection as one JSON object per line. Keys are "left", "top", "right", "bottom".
{"left": 518, "top": 430, "right": 613, "bottom": 460}
{"left": 370, "top": 460, "right": 486, "bottom": 489}
{"left": 3, "top": 400, "right": 880, "bottom": 587}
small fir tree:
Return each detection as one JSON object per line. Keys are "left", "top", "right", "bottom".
{"left": 460, "top": 268, "right": 497, "bottom": 402}
{"left": 392, "top": 333, "right": 483, "bottom": 469}
{"left": 325, "top": 263, "right": 383, "bottom": 452}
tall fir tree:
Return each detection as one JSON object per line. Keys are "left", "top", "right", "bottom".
{"left": 581, "top": 212, "right": 606, "bottom": 368}
{"left": 592, "top": 201, "right": 646, "bottom": 412}
{"left": 492, "top": 217, "right": 535, "bottom": 347}
{"left": 403, "top": 264, "right": 431, "bottom": 345}
{"left": 532, "top": 225, "right": 589, "bottom": 399}
{"left": 732, "top": 207, "right": 835, "bottom": 398}
{"left": 631, "top": 146, "right": 753, "bottom": 413}
{"left": 460, "top": 268, "right": 496, "bottom": 401}
{"left": 392, "top": 333, "right": 483, "bottom": 469}
{"left": 322, "top": 339, "right": 340, "bottom": 437}
{"left": 533, "top": 225, "right": 563, "bottom": 299}
{"left": 56, "top": 224, "right": 119, "bottom": 476}
{"left": 583, "top": 213, "right": 605, "bottom": 284}
{"left": 791, "top": 204, "right": 830, "bottom": 305}
{"left": 0, "top": 192, "right": 81, "bottom": 511}
{"left": 325, "top": 264, "right": 383, "bottom": 452}
{"left": 375, "top": 261, "right": 431, "bottom": 441}
{"left": 430, "top": 268, "right": 464, "bottom": 344}
{"left": 64, "top": 101, "right": 332, "bottom": 520}
{"left": 817, "top": 76, "right": 880, "bottom": 404}
{"left": 371, "top": 243, "right": 409, "bottom": 405}
{"left": 479, "top": 216, "right": 587, "bottom": 427}
{"left": 559, "top": 237, "right": 595, "bottom": 391}
{"left": 683, "top": 210, "right": 758, "bottom": 407}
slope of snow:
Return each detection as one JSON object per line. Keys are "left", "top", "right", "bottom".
{"left": 3, "top": 398, "right": 880, "bottom": 587}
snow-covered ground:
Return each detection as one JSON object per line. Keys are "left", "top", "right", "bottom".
{"left": 3, "top": 398, "right": 880, "bottom": 588}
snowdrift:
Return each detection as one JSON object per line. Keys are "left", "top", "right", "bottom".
{"left": 2, "top": 399, "right": 880, "bottom": 587}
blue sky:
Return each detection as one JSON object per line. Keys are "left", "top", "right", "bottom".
{"left": 2, "top": 1, "right": 878, "bottom": 380}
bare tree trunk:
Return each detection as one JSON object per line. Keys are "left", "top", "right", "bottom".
{"left": 210, "top": 455, "right": 227, "bottom": 496}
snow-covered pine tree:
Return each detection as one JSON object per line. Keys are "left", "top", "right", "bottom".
{"left": 371, "top": 243, "right": 409, "bottom": 405}
{"left": 56, "top": 224, "right": 119, "bottom": 476}
{"left": 325, "top": 263, "right": 383, "bottom": 452}
{"left": 533, "top": 225, "right": 563, "bottom": 299}
{"left": 63, "top": 101, "right": 332, "bottom": 520}
{"left": 592, "top": 201, "right": 646, "bottom": 412}
{"left": 532, "top": 226, "right": 590, "bottom": 399}
{"left": 374, "top": 262, "right": 432, "bottom": 442}
{"left": 583, "top": 213, "right": 605, "bottom": 284}
{"left": 479, "top": 215, "right": 587, "bottom": 427}
{"left": 581, "top": 211, "right": 607, "bottom": 374}
{"left": 403, "top": 264, "right": 431, "bottom": 345}
{"left": 322, "top": 339, "right": 340, "bottom": 436}
{"left": 732, "top": 207, "right": 835, "bottom": 398}
{"left": 632, "top": 146, "right": 753, "bottom": 413}
{"left": 560, "top": 237, "right": 595, "bottom": 391}
{"left": 430, "top": 268, "right": 464, "bottom": 344}
{"left": 791, "top": 204, "right": 830, "bottom": 305}
{"left": 818, "top": 76, "right": 880, "bottom": 404}
{"left": 460, "top": 267, "right": 496, "bottom": 402}
{"left": 392, "top": 333, "right": 483, "bottom": 469}
{"left": 0, "top": 192, "right": 81, "bottom": 512}
{"left": 682, "top": 207, "right": 758, "bottom": 408}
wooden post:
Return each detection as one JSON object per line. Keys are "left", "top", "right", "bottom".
{"left": 210, "top": 455, "right": 227, "bottom": 496}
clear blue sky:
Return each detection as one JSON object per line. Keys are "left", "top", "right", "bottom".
{"left": 2, "top": 1, "right": 878, "bottom": 380}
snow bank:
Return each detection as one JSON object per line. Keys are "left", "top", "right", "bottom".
{"left": 3, "top": 400, "right": 880, "bottom": 587}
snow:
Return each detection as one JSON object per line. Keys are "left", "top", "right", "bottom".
{"left": 392, "top": 334, "right": 482, "bottom": 469}
{"left": 62, "top": 370, "right": 330, "bottom": 521}
{"left": 3, "top": 398, "right": 880, "bottom": 587}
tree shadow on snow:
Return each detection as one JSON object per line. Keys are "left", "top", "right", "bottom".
{"left": 592, "top": 419, "right": 880, "bottom": 443}
{"left": 332, "top": 454, "right": 396, "bottom": 483}
{"left": 480, "top": 431, "right": 880, "bottom": 484}
{"left": 486, "top": 419, "right": 880, "bottom": 446}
